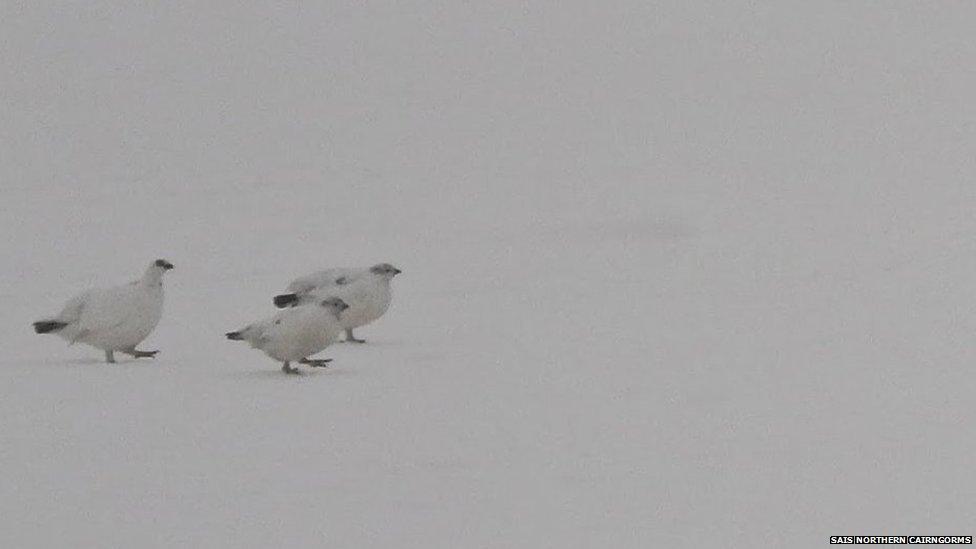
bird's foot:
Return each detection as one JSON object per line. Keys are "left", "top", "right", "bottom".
{"left": 129, "top": 349, "right": 159, "bottom": 359}
{"left": 300, "top": 358, "right": 332, "bottom": 368}
{"left": 282, "top": 363, "right": 301, "bottom": 375}
{"left": 345, "top": 337, "right": 366, "bottom": 344}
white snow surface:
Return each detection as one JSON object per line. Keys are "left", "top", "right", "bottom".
{"left": 2, "top": 2, "right": 975, "bottom": 548}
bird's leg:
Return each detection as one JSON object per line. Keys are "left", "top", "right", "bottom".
{"left": 123, "top": 348, "right": 159, "bottom": 359}
{"left": 300, "top": 357, "right": 332, "bottom": 368}
{"left": 105, "top": 350, "right": 116, "bottom": 364}
{"left": 281, "top": 361, "right": 300, "bottom": 375}
{"left": 344, "top": 329, "right": 366, "bottom": 343}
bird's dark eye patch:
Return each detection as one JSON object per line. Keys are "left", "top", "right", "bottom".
{"left": 336, "top": 277, "right": 347, "bottom": 284}
{"left": 155, "top": 259, "right": 167, "bottom": 267}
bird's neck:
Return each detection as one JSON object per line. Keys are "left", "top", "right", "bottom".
{"left": 141, "top": 267, "right": 165, "bottom": 288}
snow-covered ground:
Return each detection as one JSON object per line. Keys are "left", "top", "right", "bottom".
{"left": 2, "top": 2, "right": 975, "bottom": 547}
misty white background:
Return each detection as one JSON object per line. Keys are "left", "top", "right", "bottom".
{"left": 2, "top": 2, "right": 974, "bottom": 547}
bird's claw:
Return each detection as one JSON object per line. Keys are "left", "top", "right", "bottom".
{"left": 300, "top": 358, "right": 332, "bottom": 368}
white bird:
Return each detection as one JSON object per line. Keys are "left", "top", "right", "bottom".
{"left": 272, "top": 263, "right": 401, "bottom": 343}
{"left": 33, "top": 259, "right": 174, "bottom": 363}
{"left": 226, "top": 297, "right": 349, "bottom": 374}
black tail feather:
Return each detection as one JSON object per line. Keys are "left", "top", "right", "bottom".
{"left": 273, "top": 294, "right": 300, "bottom": 308}
{"left": 33, "top": 320, "right": 67, "bottom": 334}
{"left": 226, "top": 331, "right": 244, "bottom": 341}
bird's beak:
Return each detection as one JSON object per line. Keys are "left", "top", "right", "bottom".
{"left": 164, "top": 262, "right": 174, "bottom": 270}
{"left": 393, "top": 268, "right": 402, "bottom": 275}
{"left": 341, "top": 303, "right": 350, "bottom": 310}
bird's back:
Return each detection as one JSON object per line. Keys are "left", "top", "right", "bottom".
{"left": 287, "top": 267, "right": 365, "bottom": 295}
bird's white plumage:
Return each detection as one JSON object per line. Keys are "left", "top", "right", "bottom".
{"left": 309, "top": 275, "right": 392, "bottom": 332}
{"left": 285, "top": 267, "right": 366, "bottom": 295}
{"left": 283, "top": 264, "right": 399, "bottom": 334}
{"left": 38, "top": 261, "right": 169, "bottom": 353}
{"left": 231, "top": 302, "right": 345, "bottom": 362}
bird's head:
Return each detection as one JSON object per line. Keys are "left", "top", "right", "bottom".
{"left": 153, "top": 259, "right": 175, "bottom": 271}
{"left": 369, "top": 263, "right": 402, "bottom": 279}
{"left": 320, "top": 297, "right": 350, "bottom": 318}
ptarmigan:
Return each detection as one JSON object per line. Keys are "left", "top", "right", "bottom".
{"left": 226, "top": 297, "right": 349, "bottom": 374}
{"left": 273, "top": 263, "right": 401, "bottom": 343}
{"left": 33, "top": 259, "right": 174, "bottom": 363}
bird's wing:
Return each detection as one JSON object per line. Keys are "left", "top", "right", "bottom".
{"left": 332, "top": 268, "right": 367, "bottom": 286}
{"left": 285, "top": 276, "right": 319, "bottom": 295}
{"left": 241, "top": 310, "right": 293, "bottom": 347}
{"left": 318, "top": 275, "right": 373, "bottom": 302}
{"left": 73, "top": 284, "right": 141, "bottom": 335}
{"left": 56, "top": 292, "right": 90, "bottom": 324}
{"left": 287, "top": 268, "right": 364, "bottom": 294}
{"left": 249, "top": 324, "right": 270, "bottom": 346}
